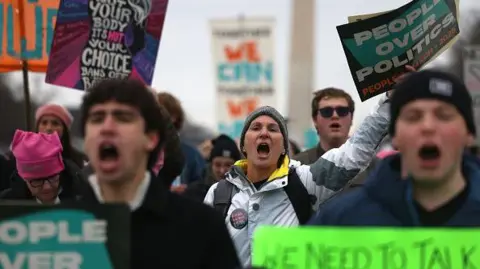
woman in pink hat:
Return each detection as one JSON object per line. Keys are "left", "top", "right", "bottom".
{"left": 1, "top": 104, "right": 87, "bottom": 192}
{"left": 0, "top": 130, "right": 83, "bottom": 203}
{"left": 34, "top": 103, "right": 87, "bottom": 168}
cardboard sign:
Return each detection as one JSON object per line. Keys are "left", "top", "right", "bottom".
{"left": 45, "top": 0, "right": 169, "bottom": 90}
{"left": 337, "top": 0, "right": 460, "bottom": 101}
{"left": 0, "top": 0, "right": 58, "bottom": 72}
{"left": 0, "top": 203, "right": 130, "bottom": 269}
{"left": 252, "top": 226, "right": 480, "bottom": 269}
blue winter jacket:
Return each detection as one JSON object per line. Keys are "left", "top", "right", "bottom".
{"left": 180, "top": 142, "right": 206, "bottom": 184}
{"left": 308, "top": 153, "right": 480, "bottom": 226}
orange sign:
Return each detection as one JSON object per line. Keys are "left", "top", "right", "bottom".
{"left": 0, "top": 0, "right": 58, "bottom": 72}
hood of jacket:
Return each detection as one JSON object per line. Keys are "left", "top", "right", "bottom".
{"left": 364, "top": 153, "right": 480, "bottom": 224}
{"left": 224, "top": 155, "right": 295, "bottom": 191}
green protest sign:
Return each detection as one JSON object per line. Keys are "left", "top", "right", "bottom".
{"left": 252, "top": 226, "right": 480, "bottom": 269}
{"left": 337, "top": 0, "right": 460, "bottom": 101}
{"left": 0, "top": 203, "right": 130, "bottom": 269}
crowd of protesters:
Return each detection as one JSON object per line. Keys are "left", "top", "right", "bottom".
{"left": 1, "top": 64, "right": 479, "bottom": 268}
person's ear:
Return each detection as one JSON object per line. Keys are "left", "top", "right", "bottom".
{"left": 145, "top": 131, "right": 159, "bottom": 151}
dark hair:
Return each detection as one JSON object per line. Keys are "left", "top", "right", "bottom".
{"left": 80, "top": 79, "right": 166, "bottom": 168}
{"left": 35, "top": 121, "right": 86, "bottom": 168}
{"left": 58, "top": 123, "right": 87, "bottom": 168}
{"left": 157, "top": 92, "right": 185, "bottom": 131}
{"left": 311, "top": 87, "right": 355, "bottom": 118}
{"left": 156, "top": 104, "right": 185, "bottom": 186}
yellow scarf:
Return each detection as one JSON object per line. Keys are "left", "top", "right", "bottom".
{"left": 234, "top": 155, "right": 290, "bottom": 182}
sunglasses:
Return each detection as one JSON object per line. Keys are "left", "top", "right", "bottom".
{"left": 28, "top": 175, "right": 59, "bottom": 188}
{"left": 318, "top": 106, "right": 351, "bottom": 118}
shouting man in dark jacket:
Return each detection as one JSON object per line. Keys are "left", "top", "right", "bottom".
{"left": 78, "top": 79, "right": 240, "bottom": 269}
{"left": 309, "top": 70, "right": 480, "bottom": 226}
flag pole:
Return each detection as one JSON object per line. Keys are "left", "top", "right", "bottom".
{"left": 21, "top": 61, "right": 32, "bottom": 131}
{"left": 17, "top": 0, "right": 33, "bottom": 131}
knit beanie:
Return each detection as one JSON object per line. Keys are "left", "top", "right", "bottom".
{"left": 35, "top": 104, "right": 74, "bottom": 129}
{"left": 239, "top": 106, "right": 289, "bottom": 155}
{"left": 389, "top": 70, "right": 475, "bottom": 136}
{"left": 209, "top": 134, "right": 241, "bottom": 162}
{"left": 11, "top": 130, "right": 64, "bottom": 180}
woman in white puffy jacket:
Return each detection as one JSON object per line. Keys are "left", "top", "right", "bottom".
{"left": 204, "top": 95, "right": 391, "bottom": 267}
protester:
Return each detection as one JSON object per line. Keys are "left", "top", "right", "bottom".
{"left": 82, "top": 89, "right": 186, "bottom": 188}
{"left": 208, "top": 134, "right": 242, "bottom": 180}
{"left": 148, "top": 87, "right": 186, "bottom": 187}
{"left": 308, "top": 70, "right": 480, "bottom": 226}
{"left": 0, "top": 130, "right": 82, "bottom": 203}
{"left": 157, "top": 92, "right": 207, "bottom": 191}
{"left": 77, "top": 79, "right": 240, "bottom": 269}
{"left": 293, "top": 88, "right": 354, "bottom": 164}
{"left": 155, "top": 104, "right": 185, "bottom": 187}
{"left": 184, "top": 134, "right": 241, "bottom": 201}
{"left": 204, "top": 93, "right": 390, "bottom": 266}
{"left": 35, "top": 104, "right": 87, "bottom": 167}
{"left": 315, "top": 66, "right": 417, "bottom": 202}
{"left": 2, "top": 104, "right": 86, "bottom": 190}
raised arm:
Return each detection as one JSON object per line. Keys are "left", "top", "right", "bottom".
{"left": 296, "top": 94, "right": 390, "bottom": 205}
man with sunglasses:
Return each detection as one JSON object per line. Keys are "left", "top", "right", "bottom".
{"left": 294, "top": 88, "right": 354, "bottom": 165}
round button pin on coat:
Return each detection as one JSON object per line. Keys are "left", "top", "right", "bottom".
{"left": 230, "top": 208, "right": 248, "bottom": 229}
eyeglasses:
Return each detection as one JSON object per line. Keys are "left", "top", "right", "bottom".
{"left": 318, "top": 106, "right": 351, "bottom": 118}
{"left": 28, "top": 175, "right": 59, "bottom": 188}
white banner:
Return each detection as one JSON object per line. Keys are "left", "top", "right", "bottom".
{"left": 210, "top": 17, "right": 277, "bottom": 139}
{"left": 464, "top": 46, "right": 480, "bottom": 145}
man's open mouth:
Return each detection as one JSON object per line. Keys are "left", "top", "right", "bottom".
{"left": 330, "top": 123, "right": 341, "bottom": 129}
{"left": 418, "top": 145, "right": 441, "bottom": 161}
{"left": 99, "top": 143, "right": 119, "bottom": 161}
{"left": 97, "top": 143, "right": 121, "bottom": 172}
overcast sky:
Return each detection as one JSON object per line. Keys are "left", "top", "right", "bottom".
{"left": 7, "top": 0, "right": 478, "bottom": 132}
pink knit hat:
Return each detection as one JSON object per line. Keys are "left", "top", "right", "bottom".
{"left": 11, "top": 130, "right": 65, "bottom": 180}
{"left": 35, "top": 104, "right": 73, "bottom": 129}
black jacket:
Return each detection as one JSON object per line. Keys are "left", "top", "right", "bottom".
{"left": 292, "top": 143, "right": 326, "bottom": 165}
{"left": 0, "top": 159, "right": 84, "bottom": 201}
{"left": 0, "top": 153, "right": 12, "bottom": 191}
{"left": 77, "top": 172, "right": 240, "bottom": 269}
{"left": 183, "top": 165, "right": 217, "bottom": 202}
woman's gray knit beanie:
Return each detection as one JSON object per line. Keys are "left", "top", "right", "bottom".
{"left": 239, "top": 106, "right": 289, "bottom": 156}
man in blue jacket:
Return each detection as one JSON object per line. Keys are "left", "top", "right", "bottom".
{"left": 308, "top": 70, "right": 480, "bottom": 226}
